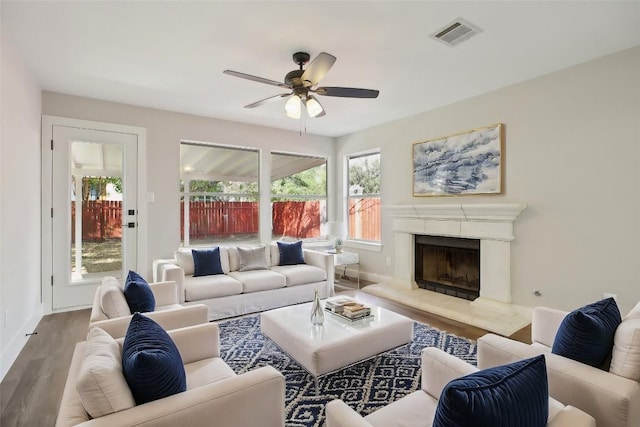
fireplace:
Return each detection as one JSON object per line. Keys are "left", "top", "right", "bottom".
{"left": 415, "top": 235, "right": 480, "bottom": 300}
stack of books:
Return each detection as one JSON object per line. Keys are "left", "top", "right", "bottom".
{"left": 325, "top": 297, "right": 371, "bottom": 320}
{"left": 341, "top": 302, "right": 371, "bottom": 319}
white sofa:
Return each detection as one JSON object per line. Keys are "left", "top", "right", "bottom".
{"left": 56, "top": 322, "right": 286, "bottom": 427}
{"left": 154, "top": 244, "right": 334, "bottom": 320}
{"left": 89, "top": 276, "right": 210, "bottom": 338}
{"left": 325, "top": 347, "right": 596, "bottom": 427}
{"left": 478, "top": 304, "right": 640, "bottom": 427}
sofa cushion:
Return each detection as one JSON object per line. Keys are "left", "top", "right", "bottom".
{"left": 192, "top": 247, "right": 224, "bottom": 277}
{"left": 238, "top": 246, "right": 269, "bottom": 271}
{"left": 123, "top": 271, "right": 155, "bottom": 313}
{"left": 433, "top": 354, "right": 548, "bottom": 427}
{"left": 99, "top": 277, "right": 130, "bottom": 318}
{"left": 610, "top": 317, "right": 640, "bottom": 381}
{"left": 174, "top": 248, "right": 195, "bottom": 275}
{"left": 552, "top": 297, "right": 621, "bottom": 367}
{"left": 229, "top": 270, "right": 286, "bottom": 293}
{"left": 184, "top": 275, "right": 243, "bottom": 301}
{"left": 76, "top": 327, "right": 135, "bottom": 418}
{"left": 122, "top": 313, "right": 186, "bottom": 405}
{"left": 277, "top": 241, "right": 306, "bottom": 266}
{"left": 271, "top": 264, "right": 327, "bottom": 287}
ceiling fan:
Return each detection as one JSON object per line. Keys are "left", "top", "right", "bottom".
{"left": 223, "top": 52, "right": 379, "bottom": 119}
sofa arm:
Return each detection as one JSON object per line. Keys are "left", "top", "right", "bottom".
{"left": 150, "top": 281, "right": 179, "bottom": 306}
{"left": 325, "top": 400, "right": 373, "bottom": 427}
{"left": 548, "top": 406, "right": 596, "bottom": 427}
{"left": 304, "top": 249, "right": 335, "bottom": 297}
{"left": 421, "top": 347, "right": 478, "bottom": 399}
{"left": 478, "top": 333, "right": 640, "bottom": 427}
{"left": 532, "top": 306, "right": 567, "bottom": 348}
{"left": 90, "top": 305, "right": 209, "bottom": 339}
{"left": 76, "top": 366, "right": 285, "bottom": 427}
{"left": 161, "top": 263, "right": 186, "bottom": 303}
{"left": 152, "top": 258, "right": 175, "bottom": 282}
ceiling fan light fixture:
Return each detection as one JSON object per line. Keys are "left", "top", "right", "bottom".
{"left": 285, "top": 95, "right": 301, "bottom": 119}
{"left": 305, "top": 95, "right": 324, "bottom": 118}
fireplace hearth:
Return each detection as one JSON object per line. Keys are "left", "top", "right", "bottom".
{"left": 415, "top": 235, "right": 480, "bottom": 301}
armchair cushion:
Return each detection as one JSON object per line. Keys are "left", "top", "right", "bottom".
{"left": 100, "top": 277, "right": 130, "bottom": 318}
{"left": 552, "top": 297, "right": 621, "bottom": 367}
{"left": 192, "top": 247, "right": 224, "bottom": 277}
{"left": 122, "top": 313, "right": 186, "bottom": 404}
{"left": 76, "top": 327, "right": 135, "bottom": 418}
{"left": 433, "top": 354, "right": 548, "bottom": 427}
{"left": 123, "top": 271, "right": 155, "bottom": 313}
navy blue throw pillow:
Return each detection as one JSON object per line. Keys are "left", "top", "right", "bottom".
{"left": 277, "top": 241, "right": 306, "bottom": 266}
{"left": 192, "top": 247, "right": 224, "bottom": 277}
{"left": 123, "top": 270, "right": 155, "bottom": 313}
{"left": 552, "top": 297, "right": 621, "bottom": 367}
{"left": 433, "top": 355, "right": 548, "bottom": 427}
{"left": 122, "top": 313, "right": 186, "bottom": 405}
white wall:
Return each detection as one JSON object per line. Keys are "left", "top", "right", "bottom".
{"left": 337, "top": 46, "right": 640, "bottom": 316}
{"left": 41, "top": 93, "right": 336, "bottom": 279}
{"left": 0, "top": 32, "right": 43, "bottom": 380}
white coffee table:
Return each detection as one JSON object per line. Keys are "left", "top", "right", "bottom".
{"left": 260, "top": 299, "right": 413, "bottom": 394}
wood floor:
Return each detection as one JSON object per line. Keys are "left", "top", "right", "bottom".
{"left": 0, "top": 287, "right": 530, "bottom": 426}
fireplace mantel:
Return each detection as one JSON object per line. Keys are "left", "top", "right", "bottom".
{"left": 388, "top": 203, "right": 527, "bottom": 242}
{"left": 387, "top": 203, "right": 527, "bottom": 310}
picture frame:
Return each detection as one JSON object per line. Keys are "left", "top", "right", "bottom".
{"left": 413, "top": 123, "right": 503, "bottom": 196}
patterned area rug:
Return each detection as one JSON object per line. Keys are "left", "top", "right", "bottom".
{"left": 218, "top": 313, "right": 477, "bottom": 427}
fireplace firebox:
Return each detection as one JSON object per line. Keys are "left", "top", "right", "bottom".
{"left": 414, "top": 235, "right": 480, "bottom": 300}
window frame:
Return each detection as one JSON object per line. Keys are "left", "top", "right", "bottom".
{"left": 346, "top": 149, "right": 381, "bottom": 246}
{"left": 270, "top": 151, "right": 328, "bottom": 241}
{"left": 179, "top": 141, "right": 260, "bottom": 246}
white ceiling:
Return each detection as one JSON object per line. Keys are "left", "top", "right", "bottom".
{"left": 3, "top": 1, "right": 640, "bottom": 138}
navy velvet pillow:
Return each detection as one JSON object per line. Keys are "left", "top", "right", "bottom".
{"left": 433, "top": 355, "right": 548, "bottom": 427}
{"left": 552, "top": 297, "right": 621, "bottom": 367}
{"left": 277, "top": 241, "right": 306, "bottom": 266}
{"left": 192, "top": 247, "right": 224, "bottom": 277}
{"left": 122, "top": 313, "right": 186, "bottom": 405}
{"left": 123, "top": 270, "right": 155, "bottom": 313}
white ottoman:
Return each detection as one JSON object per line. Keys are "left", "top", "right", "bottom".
{"left": 261, "top": 301, "right": 413, "bottom": 393}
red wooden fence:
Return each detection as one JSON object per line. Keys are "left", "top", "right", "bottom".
{"left": 71, "top": 201, "right": 122, "bottom": 241}
{"left": 72, "top": 199, "right": 380, "bottom": 242}
{"left": 348, "top": 197, "right": 381, "bottom": 241}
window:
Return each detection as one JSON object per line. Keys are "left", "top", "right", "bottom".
{"left": 347, "top": 151, "right": 381, "bottom": 243}
{"left": 271, "top": 152, "right": 327, "bottom": 240}
{"left": 180, "top": 142, "right": 259, "bottom": 246}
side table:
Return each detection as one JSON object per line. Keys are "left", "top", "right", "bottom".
{"left": 328, "top": 250, "right": 360, "bottom": 289}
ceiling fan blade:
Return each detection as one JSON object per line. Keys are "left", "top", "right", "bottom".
{"left": 315, "top": 86, "right": 380, "bottom": 98}
{"left": 244, "top": 93, "right": 291, "bottom": 109}
{"left": 223, "top": 70, "right": 290, "bottom": 89}
{"left": 301, "top": 52, "right": 336, "bottom": 86}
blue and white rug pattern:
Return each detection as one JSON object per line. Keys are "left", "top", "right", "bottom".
{"left": 218, "top": 314, "right": 477, "bottom": 427}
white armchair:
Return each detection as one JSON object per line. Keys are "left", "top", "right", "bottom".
{"left": 56, "top": 322, "right": 286, "bottom": 427}
{"left": 478, "top": 305, "right": 640, "bottom": 427}
{"left": 89, "top": 276, "right": 210, "bottom": 337}
{"left": 325, "top": 347, "right": 595, "bottom": 427}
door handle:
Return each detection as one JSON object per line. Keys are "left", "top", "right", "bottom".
{"left": 122, "top": 222, "right": 136, "bottom": 228}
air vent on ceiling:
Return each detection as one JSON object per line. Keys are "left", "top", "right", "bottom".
{"left": 432, "top": 18, "right": 482, "bottom": 47}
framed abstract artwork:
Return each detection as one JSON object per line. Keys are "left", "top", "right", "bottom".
{"left": 413, "top": 123, "right": 503, "bottom": 196}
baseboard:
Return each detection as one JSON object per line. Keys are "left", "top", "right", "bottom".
{"left": 0, "top": 304, "right": 43, "bottom": 382}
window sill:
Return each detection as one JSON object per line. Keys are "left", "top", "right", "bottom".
{"left": 344, "top": 240, "right": 382, "bottom": 252}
